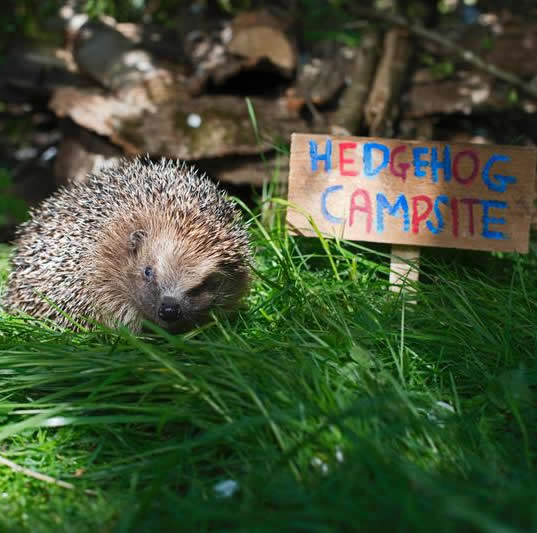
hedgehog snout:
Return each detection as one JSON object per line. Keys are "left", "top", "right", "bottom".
{"left": 158, "top": 296, "right": 182, "bottom": 323}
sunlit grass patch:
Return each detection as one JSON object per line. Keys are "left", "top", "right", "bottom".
{"left": 0, "top": 211, "right": 536, "bottom": 532}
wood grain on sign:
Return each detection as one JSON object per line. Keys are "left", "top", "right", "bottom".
{"left": 287, "top": 133, "right": 536, "bottom": 252}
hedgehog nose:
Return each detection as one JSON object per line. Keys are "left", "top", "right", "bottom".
{"left": 158, "top": 298, "right": 181, "bottom": 323}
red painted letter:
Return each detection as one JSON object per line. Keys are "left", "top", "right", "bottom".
{"left": 349, "top": 188, "right": 372, "bottom": 233}
{"left": 461, "top": 198, "right": 480, "bottom": 235}
{"left": 412, "top": 195, "right": 433, "bottom": 234}
{"left": 453, "top": 150, "right": 479, "bottom": 185}
{"left": 339, "top": 142, "right": 358, "bottom": 176}
{"left": 450, "top": 198, "right": 459, "bottom": 237}
{"left": 390, "top": 145, "right": 410, "bottom": 181}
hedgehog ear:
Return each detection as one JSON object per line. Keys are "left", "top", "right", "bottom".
{"left": 129, "top": 229, "right": 146, "bottom": 253}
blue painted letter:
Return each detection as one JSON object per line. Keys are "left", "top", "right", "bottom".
{"left": 426, "top": 195, "right": 449, "bottom": 234}
{"left": 364, "top": 142, "right": 389, "bottom": 177}
{"left": 481, "top": 200, "right": 507, "bottom": 240}
{"left": 309, "top": 139, "right": 332, "bottom": 172}
{"left": 482, "top": 154, "right": 516, "bottom": 192}
{"left": 376, "top": 193, "right": 410, "bottom": 233}
{"left": 431, "top": 146, "right": 452, "bottom": 182}
{"left": 321, "top": 185, "right": 344, "bottom": 224}
{"left": 413, "top": 147, "right": 429, "bottom": 178}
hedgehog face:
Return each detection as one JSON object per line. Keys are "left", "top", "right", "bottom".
{"left": 128, "top": 229, "right": 248, "bottom": 333}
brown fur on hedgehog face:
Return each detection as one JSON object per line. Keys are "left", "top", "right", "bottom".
{"left": 128, "top": 229, "right": 249, "bottom": 332}
{"left": 91, "top": 212, "right": 250, "bottom": 333}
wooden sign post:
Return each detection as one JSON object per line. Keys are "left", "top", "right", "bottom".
{"left": 287, "top": 133, "right": 536, "bottom": 291}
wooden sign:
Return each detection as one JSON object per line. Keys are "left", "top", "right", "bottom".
{"left": 287, "top": 133, "right": 536, "bottom": 253}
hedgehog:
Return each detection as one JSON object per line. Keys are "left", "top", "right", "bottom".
{"left": 2, "top": 157, "right": 251, "bottom": 333}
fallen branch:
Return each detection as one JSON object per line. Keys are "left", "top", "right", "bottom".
{"left": 364, "top": 27, "right": 412, "bottom": 136}
{"left": 345, "top": 8, "right": 537, "bottom": 101}
{"left": 331, "top": 29, "right": 382, "bottom": 135}
{"left": 0, "top": 454, "right": 97, "bottom": 496}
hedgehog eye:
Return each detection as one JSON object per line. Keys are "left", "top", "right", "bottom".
{"left": 143, "top": 266, "right": 154, "bottom": 281}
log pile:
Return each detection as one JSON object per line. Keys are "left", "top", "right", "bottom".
{"left": 1, "top": 3, "right": 537, "bottom": 226}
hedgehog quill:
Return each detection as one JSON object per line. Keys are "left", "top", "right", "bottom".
{"left": 3, "top": 158, "right": 251, "bottom": 333}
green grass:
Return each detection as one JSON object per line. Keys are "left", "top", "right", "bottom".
{"left": 1, "top": 209, "right": 537, "bottom": 532}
